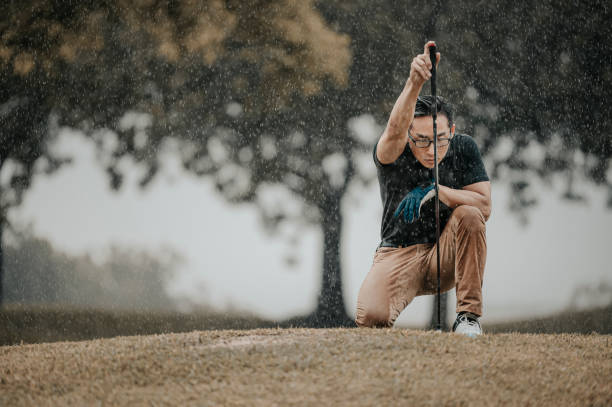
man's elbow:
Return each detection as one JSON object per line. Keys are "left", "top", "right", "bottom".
{"left": 481, "top": 199, "right": 492, "bottom": 222}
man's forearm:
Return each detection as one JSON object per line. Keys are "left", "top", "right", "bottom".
{"left": 438, "top": 185, "right": 491, "bottom": 221}
{"left": 385, "top": 81, "right": 421, "bottom": 140}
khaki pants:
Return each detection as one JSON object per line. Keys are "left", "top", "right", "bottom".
{"left": 356, "top": 205, "right": 486, "bottom": 328}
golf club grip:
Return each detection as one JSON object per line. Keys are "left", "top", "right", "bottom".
{"left": 428, "top": 44, "right": 437, "bottom": 115}
{"left": 428, "top": 44, "right": 437, "bottom": 73}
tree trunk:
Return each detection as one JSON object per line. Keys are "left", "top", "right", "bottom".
{"left": 0, "top": 156, "right": 3, "bottom": 306}
{"left": 0, "top": 219, "right": 4, "bottom": 307}
{"left": 314, "top": 193, "right": 352, "bottom": 327}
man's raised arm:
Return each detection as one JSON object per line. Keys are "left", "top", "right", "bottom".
{"left": 376, "top": 41, "right": 440, "bottom": 165}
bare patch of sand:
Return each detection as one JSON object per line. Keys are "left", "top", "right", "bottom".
{"left": 206, "top": 334, "right": 294, "bottom": 349}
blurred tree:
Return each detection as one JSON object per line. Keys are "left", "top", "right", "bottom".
{"left": 0, "top": 0, "right": 351, "bottom": 317}
{"left": 4, "top": 228, "right": 181, "bottom": 310}
{"left": 1, "top": 0, "right": 610, "bottom": 327}
{"left": 0, "top": 35, "right": 70, "bottom": 307}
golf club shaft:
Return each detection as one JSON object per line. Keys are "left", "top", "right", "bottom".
{"left": 429, "top": 44, "right": 441, "bottom": 331}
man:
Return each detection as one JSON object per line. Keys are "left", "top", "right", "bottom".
{"left": 355, "top": 41, "right": 491, "bottom": 336}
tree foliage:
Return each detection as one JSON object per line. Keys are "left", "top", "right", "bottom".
{"left": 1, "top": 0, "right": 351, "bottom": 207}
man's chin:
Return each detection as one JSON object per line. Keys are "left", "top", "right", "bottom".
{"left": 421, "top": 159, "right": 435, "bottom": 168}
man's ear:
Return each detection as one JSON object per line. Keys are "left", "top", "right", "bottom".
{"left": 451, "top": 124, "right": 456, "bottom": 136}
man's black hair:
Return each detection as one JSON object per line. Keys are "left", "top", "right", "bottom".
{"left": 414, "top": 95, "right": 453, "bottom": 126}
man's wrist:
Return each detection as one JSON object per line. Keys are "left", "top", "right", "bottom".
{"left": 438, "top": 185, "right": 455, "bottom": 208}
{"left": 403, "top": 80, "right": 421, "bottom": 96}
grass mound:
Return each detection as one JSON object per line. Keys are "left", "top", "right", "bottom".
{"left": 1, "top": 328, "right": 609, "bottom": 406}
{"left": 2, "top": 303, "right": 610, "bottom": 347}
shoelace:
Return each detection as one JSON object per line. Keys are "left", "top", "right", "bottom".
{"left": 458, "top": 315, "right": 480, "bottom": 328}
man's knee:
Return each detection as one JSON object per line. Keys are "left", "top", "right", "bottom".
{"left": 355, "top": 304, "right": 392, "bottom": 328}
{"left": 453, "top": 205, "right": 485, "bottom": 231}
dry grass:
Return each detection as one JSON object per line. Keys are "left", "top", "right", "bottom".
{"left": 0, "top": 305, "right": 276, "bottom": 346}
{"left": 1, "top": 328, "right": 610, "bottom": 406}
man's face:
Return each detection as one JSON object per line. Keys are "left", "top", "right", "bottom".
{"left": 408, "top": 114, "right": 455, "bottom": 169}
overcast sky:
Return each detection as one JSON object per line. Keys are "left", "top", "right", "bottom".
{"left": 9, "top": 129, "right": 612, "bottom": 326}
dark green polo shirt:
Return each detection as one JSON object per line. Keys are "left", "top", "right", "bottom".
{"left": 374, "top": 134, "right": 489, "bottom": 247}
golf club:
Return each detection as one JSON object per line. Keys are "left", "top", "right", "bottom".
{"left": 428, "top": 43, "right": 442, "bottom": 332}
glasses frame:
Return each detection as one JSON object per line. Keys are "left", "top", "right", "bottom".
{"left": 408, "top": 130, "right": 454, "bottom": 149}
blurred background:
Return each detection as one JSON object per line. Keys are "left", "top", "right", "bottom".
{"left": 1, "top": 0, "right": 611, "bottom": 342}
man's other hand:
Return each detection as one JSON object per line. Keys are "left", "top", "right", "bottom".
{"left": 394, "top": 183, "right": 436, "bottom": 223}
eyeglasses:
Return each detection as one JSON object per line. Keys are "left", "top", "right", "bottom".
{"left": 408, "top": 131, "right": 453, "bottom": 148}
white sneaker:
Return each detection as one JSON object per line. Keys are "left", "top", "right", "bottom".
{"left": 452, "top": 312, "right": 482, "bottom": 337}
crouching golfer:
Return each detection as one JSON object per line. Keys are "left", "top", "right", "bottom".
{"left": 356, "top": 42, "right": 491, "bottom": 336}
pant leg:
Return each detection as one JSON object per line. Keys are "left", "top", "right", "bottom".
{"left": 421, "top": 205, "right": 487, "bottom": 317}
{"left": 355, "top": 245, "right": 428, "bottom": 327}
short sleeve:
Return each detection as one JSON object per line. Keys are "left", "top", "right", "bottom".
{"left": 373, "top": 142, "right": 394, "bottom": 168}
{"left": 459, "top": 136, "right": 489, "bottom": 187}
